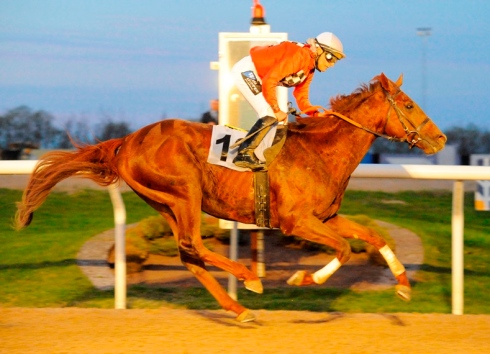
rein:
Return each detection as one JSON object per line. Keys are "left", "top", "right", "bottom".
{"left": 297, "top": 88, "right": 431, "bottom": 147}
{"left": 298, "top": 106, "right": 404, "bottom": 143}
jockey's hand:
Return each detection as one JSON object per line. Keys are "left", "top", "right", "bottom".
{"left": 275, "top": 110, "right": 288, "bottom": 122}
{"left": 315, "top": 110, "right": 335, "bottom": 118}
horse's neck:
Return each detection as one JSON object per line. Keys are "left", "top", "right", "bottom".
{"left": 279, "top": 122, "right": 370, "bottom": 187}
{"left": 330, "top": 92, "right": 388, "bottom": 163}
{"left": 328, "top": 123, "right": 376, "bottom": 171}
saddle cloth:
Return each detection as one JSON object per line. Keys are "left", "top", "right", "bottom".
{"left": 207, "top": 124, "right": 279, "bottom": 172}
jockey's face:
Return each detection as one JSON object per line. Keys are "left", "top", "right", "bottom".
{"left": 316, "top": 46, "right": 337, "bottom": 72}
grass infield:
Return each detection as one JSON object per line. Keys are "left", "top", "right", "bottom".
{"left": 1, "top": 188, "right": 488, "bottom": 314}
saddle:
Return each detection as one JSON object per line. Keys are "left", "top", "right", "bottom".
{"left": 207, "top": 124, "right": 288, "bottom": 228}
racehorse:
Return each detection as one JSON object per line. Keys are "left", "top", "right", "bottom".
{"left": 15, "top": 73, "right": 446, "bottom": 322}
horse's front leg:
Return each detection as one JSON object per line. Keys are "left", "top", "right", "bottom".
{"left": 325, "top": 215, "right": 411, "bottom": 302}
{"left": 279, "top": 215, "right": 352, "bottom": 287}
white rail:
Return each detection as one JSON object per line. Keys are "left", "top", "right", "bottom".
{"left": 2, "top": 160, "right": 490, "bottom": 314}
{"left": 0, "top": 160, "right": 127, "bottom": 309}
{"left": 352, "top": 164, "right": 490, "bottom": 315}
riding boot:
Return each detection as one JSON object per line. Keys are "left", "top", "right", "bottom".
{"left": 233, "top": 116, "right": 277, "bottom": 171}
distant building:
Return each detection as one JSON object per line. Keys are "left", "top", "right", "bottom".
{"left": 471, "top": 154, "right": 490, "bottom": 211}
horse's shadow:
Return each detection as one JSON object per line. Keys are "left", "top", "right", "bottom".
{"left": 193, "top": 309, "right": 347, "bottom": 327}
{"left": 193, "top": 310, "right": 262, "bottom": 328}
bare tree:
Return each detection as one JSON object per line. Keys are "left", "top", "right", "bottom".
{"left": 0, "top": 106, "right": 60, "bottom": 148}
{"left": 96, "top": 121, "right": 132, "bottom": 141}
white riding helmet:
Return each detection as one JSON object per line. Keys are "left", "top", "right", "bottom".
{"left": 315, "top": 32, "right": 345, "bottom": 60}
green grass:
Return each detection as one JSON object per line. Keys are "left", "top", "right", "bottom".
{"left": 0, "top": 188, "right": 156, "bottom": 307}
{"left": 1, "top": 188, "right": 489, "bottom": 314}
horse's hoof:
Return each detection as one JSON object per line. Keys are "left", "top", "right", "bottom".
{"left": 244, "top": 279, "right": 263, "bottom": 294}
{"left": 395, "top": 285, "right": 411, "bottom": 302}
{"left": 236, "top": 309, "right": 255, "bottom": 323}
{"left": 287, "top": 270, "right": 306, "bottom": 286}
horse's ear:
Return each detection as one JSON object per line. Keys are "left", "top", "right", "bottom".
{"left": 378, "top": 73, "right": 391, "bottom": 91}
{"left": 395, "top": 74, "right": 403, "bottom": 87}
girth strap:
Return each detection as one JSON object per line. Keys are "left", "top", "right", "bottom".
{"left": 254, "top": 170, "right": 271, "bottom": 228}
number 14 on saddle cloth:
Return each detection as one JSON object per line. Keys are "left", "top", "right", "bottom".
{"left": 207, "top": 124, "right": 284, "bottom": 172}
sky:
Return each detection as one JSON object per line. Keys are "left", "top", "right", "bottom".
{"left": 1, "top": 0, "right": 489, "bottom": 132}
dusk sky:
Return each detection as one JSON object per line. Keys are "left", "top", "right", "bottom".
{"left": 1, "top": 0, "right": 489, "bottom": 132}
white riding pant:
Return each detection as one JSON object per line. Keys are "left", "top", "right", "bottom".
{"left": 231, "top": 56, "right": 288, "bottom": 118}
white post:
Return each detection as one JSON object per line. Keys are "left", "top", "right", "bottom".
{"left": 451, "top": 181, "right": 464, "bottom": 315}
{"left": 256, "top": 230, "right": 266, "bottom": 277}
{"left": 228, "top": 222, "right": 238, "bottom": 300}
{"left": 108, "top": 185, "right": 127, "bottom": 309}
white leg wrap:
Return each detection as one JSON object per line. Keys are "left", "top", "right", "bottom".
{"left": 312, "top": 258, "right": 342, "bottom": 285}
{"left": 379, "top": 245, "right": 406, "bottom": 277}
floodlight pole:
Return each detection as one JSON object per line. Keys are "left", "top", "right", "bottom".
{"left": 416, "top": 27, "right": 431, "bottom": 110}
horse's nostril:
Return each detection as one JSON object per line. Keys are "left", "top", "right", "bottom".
{"left": 439, "top": 134, "right": 447, "bottom": 143}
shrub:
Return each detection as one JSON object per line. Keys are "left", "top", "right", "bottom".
{"left": 124, "top": 214, "right": 230, "bottom": 259}
{"left": 139, "top": 215, "right": 172, "bottom": 241}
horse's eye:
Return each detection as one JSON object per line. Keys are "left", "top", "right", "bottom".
{"left": 406, "top": 103, "right": 414, "bottom": 110}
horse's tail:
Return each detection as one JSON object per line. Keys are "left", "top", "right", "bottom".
{"left": 14, "top": 138, "right": 123, "bottom": 230}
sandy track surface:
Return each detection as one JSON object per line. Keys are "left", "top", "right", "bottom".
{"left": 1, "top": 308, "right": 489, "bottom": 354}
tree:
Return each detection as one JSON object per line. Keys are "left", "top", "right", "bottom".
{"left": 57, "top": 119, "right": 94, "bottom": 149}
{"left": 0, "top": 106, "right": 61, "bottom": 149}
{"left": 96, "top": 121, "right": 132, "bottom": 141}
{"left": 445, "top": 124, "right": 485, "bottom": 155}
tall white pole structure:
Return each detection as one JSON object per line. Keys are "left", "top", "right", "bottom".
{"left": 417, "top": 27, "right": 432, "bottom": 110}
{"left": 216, "top": 0, "right": 287, "bottom": 299}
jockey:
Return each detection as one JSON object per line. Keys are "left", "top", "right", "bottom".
{"left": 231, "top": 32, "right": 345, "bottom": 170}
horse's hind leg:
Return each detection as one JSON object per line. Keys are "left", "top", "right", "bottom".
{"left": 163, "top": 209, "right": 263, "bottom": 294}
{"left": 325, "top": 215, "right": 411, "bottom": 301}
{"left": 161, "top": 212, "right": 256, "bottom": 322}
{"left": 180, "top": 254, "right": 255, "bottom": 322}
{"left": 159, "top": 205, "right": 260, "bottom": 320}
{"left": 191, "top": 238, "right": 263, "bottom": 294}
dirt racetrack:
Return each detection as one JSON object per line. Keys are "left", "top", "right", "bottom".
{"left": 1, "top": 308, "right": 489, "bottom": 354}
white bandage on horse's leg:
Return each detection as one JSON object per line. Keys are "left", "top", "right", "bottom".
{"left": 312, "top": 258, "right": 342, "bottom": 285}
{"left": 379, "top": 245, "right": 406, "bottom": 277}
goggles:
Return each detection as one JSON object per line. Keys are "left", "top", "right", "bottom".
{"left": 324, "top": 52, "right": 338, "bottom": 63}
{"left": 315, "top": 38, "right": 343, "bottom": 61}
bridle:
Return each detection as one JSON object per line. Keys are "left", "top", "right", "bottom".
{"left": 383, "top": 89, "right": 431, "bottom": 148}
{"left": 297, "top": 86, "right": 432, "bottom": 148}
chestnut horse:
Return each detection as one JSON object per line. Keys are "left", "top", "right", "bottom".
{"left": 15, "top": 73, "right": 446, "bottom": 322}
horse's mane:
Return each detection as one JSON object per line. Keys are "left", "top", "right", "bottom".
{"left": 292, "top": 75, "right": 383, "bottom": 129}
{"left": 330, "top": 79, "right": 381, "bottom": 114}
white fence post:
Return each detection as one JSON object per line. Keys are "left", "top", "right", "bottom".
{"left": 451, "top": 181, "right": 465, "bottom": 315}
{"left": 227, "top": 222, "right": 239, "bottom": 300}
{"left": 108, "top": 184, "right": 127, "bottom": 309}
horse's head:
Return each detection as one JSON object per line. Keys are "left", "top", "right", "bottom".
{"left": 376, "top": 73, "right": 446, "bottom": 154}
